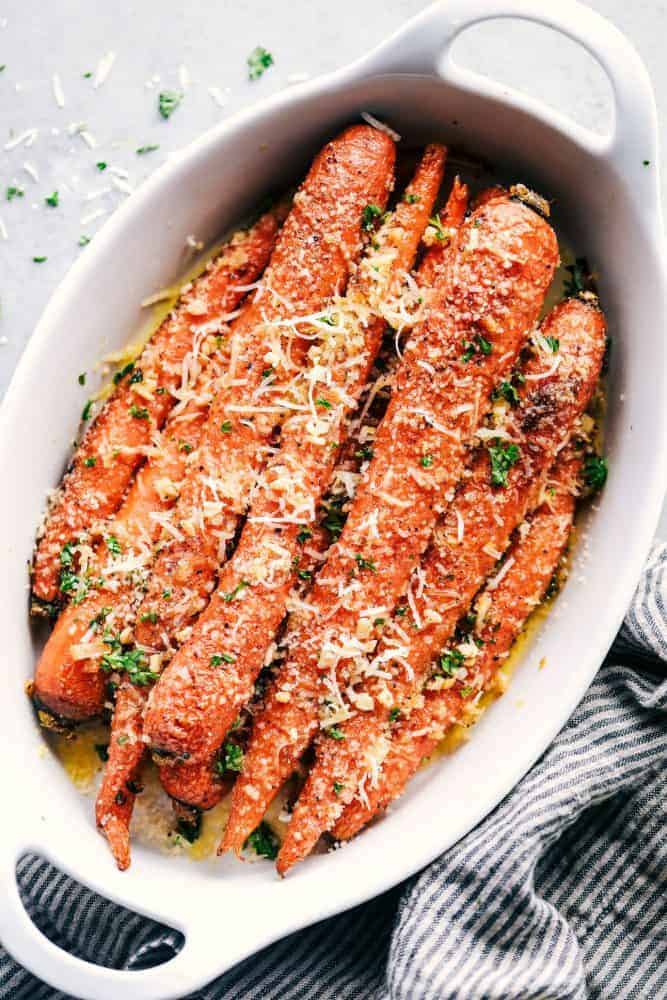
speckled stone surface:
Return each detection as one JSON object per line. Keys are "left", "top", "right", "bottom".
{"left": 0, "top": 0, "right": 665, "bottom": 522}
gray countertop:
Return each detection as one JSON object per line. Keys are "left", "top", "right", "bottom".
{"left": 1, "top": 0, "right": 665, "bottom": 526}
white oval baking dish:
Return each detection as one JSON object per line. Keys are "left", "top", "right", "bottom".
{"left": 0, "top": 2, "right": 664, "bottom": 998}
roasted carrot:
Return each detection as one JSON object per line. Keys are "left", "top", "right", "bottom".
{"left": 131, "top": 125, "right": 396, "bottom": 653}
{"left": 333, "top": 448, "right": 582, "bottom": 840}
{"left": 277, "top": 295, "right": 605, "bottom": 872}
{"left": 223, "top": 192, "right": 559, "bottom": 858}
{"left": 32, "top": 347, "right": 229, "bottom": 724}
{"left": 31, "top": 208, "right": 286, "bottom": 606}
{"left": 142, "top": 145, "right": 447, "bottom": 777}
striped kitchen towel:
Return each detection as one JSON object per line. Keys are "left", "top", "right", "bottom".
{"left": 3, "top": 544, "right": 666, "bottom": 1000}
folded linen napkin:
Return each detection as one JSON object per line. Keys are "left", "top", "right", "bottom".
{"left": 3, "top": 544, "right": 666, "bottom": 1000}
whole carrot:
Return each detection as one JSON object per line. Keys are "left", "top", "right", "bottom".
{"left": 222, "top": 190, "right": 558, "bottom": 858}
{"left": 32, "top": 208, "right": 286, "bottom": 607}
{"left": 277, "top": 295, "right": 605, "bottom": 873}
{"left": 333, "top": 447, "right": 582, "bottom": 840}
{"left": 131, "top": 125, "right": 397, "bottom": 652}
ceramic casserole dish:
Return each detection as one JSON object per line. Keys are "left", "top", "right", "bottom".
{"left": 0, "top": 1, "right": 665, "bottom": 997}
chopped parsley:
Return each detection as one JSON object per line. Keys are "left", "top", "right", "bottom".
{"left": 247, "top": 46, "right": 274, "bottom": 80}
{"left": 643, "top": 159, "right": 651, "bottom": 166}
{"left": 129, "top": 404, "right": 149, "bottom": 420}
{"left": 544, "top": 336, "right": 560, "bottom": 353}
{"left": 354, "top": 446, "right": 374, "bottom": 462}
{"left": 210, "top": 652, "right": 235, "bottom": 666}
{"left": 136, "top": 144, "right": 159, "bottom": 155}
{"left": 100, "top": 633, "right": 157, "bottom": 686}
{"left": 84, "top": 456, "right": 97, "bottom": 467}
{"left": 78, "top": 372, "right": 86, "bottom": 386}
{"left": 438, "top": 648, "right": 464, "bottom": 676}
{"left": 33, "top": 256, "right": 47, "bottom": 263}
{"left": 460, "top": 686, "right": 475, "bottom": 699}
{"left": 373, "top": 617, "right": 385, "bottom": 627}
{"left": 325, "top": 726, "right": 345, "bottom": 740}
{"left": 316, "top": 397, "right": 333, "bottom": 409}
{"left": 462, "top": 333, "right": 492, "bottom": 363}
{"left": 420, "top": 454, "right": 434, "bottom": 468}
{"left": 361, "top": 203, "right": 382, "bottom": 231}
{"left": 113, "top": 361, "right": 135, "bottom": 384}
{"left": 244, "top": 821, "right": 279, "bottom": 859}
{"left": 6, "top": 185, "right": 24, "bottom": 201}
{"left": 105, "top": 535, "right": 122, "bottom": 557}
{"left": 44, "top": 191, "right": 59, "bottom": 207}
{"left": 321, "top": 498, "right": 346, "bottom": 539}
{"left": 296, "top": 527, "right": 312, "bottom": 545}
{"left": 404, "top": 193, "right": 420, "bottom": 204}
{"left": 78, "top": 235, "right": 91, "bottom": 246}
{"left": 139, "top": 611, "right": 158, "bottom": 624}
{"left": 162, "top": 589, "right": 172, "bottom": 599}
{"left": 178, "top": 440, "right": 193, "bottom": 453}
{"left": 333, "top": 781, "right": 344, "bottom": 795}
{"left": 492, "top": 380, "right": 520, "bottom": 407}
{"left": 354, "top": 554, "right": 377, "bottom": 573}
{"left": 83, "top": 71, "right": 92, "bottom": 78}
{"left": 221, "top": 742, "right": 244, "bottom": 773}
{"left": 220, "top": 420, "right": 233, "bottom": 434}
{"left": 297, "top": 568, "right": 312, "bottom": 581}
{"left": 389, "top": 707, "right": 401, "bottom": 722}
{"left": 158, "top": 90, "right": 183, "bottom": 119}
{"left": 427, "top": 215, "right": 448, "bottom": 241}
{"left": 222, "top": 580, "right": 250, "bottom": 603}
{"left": 487, "top": 440, "right": 520, "bottom": 488}
{"left": 583, "top": 454, "right": 608, "bottom": 493}
{"left": 81, "top": 399, "right": 93, "bottom": 420}
{"left": 96, "top": 161, "right": 107, "bottom": 171}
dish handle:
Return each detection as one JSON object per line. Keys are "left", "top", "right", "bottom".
{"left": 359, "top": 0, "right": 660, "bottom": 188}
{"left": 0, "top": 842, "right": 215, "bottom": 1000}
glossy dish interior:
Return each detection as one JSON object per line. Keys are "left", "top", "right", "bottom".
{"left": 0, "top": 4, "right": 665, "bottom": 997}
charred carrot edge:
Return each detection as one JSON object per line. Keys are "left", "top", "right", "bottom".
{"left": 223, "top": 190, "right": 558, "bottom": 859}
{"left": 131, "top": 125, "right": 397, "bottom": 654}
{"left": 143, "top": 145, "right": 447, "bottom": 776}
{"left": 31, "top": 207, "right": 287, "bottom": 605}
{"left": 334, "top": 448, "right": 581, "bottom": 840}
{"left": 32, "top": 336, "right": 232, "bottom": 722}
{"left": 94, "top": 125, "right": 397, "bottom": 867}
{"left": 278, "top": 296, "right": 605, "bottom": 872}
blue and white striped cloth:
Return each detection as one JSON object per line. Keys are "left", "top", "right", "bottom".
{"left": 3, "top": 544, "right": 666, "bottom": 999}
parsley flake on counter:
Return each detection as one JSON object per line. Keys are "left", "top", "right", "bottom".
{"left": 136, "top": 144, "right": 159, "bottom": 155}
{"left": 158, "top": 90, "right": 183, "bottom": 120}
{"left": 81, "top": 399, "right": 93, "bottom": 420}
{"left": 244, "top": 821, "right": 279, "bottom": 859}
{"left": 78, "top": 235, "right": 91, "bottom": 246}
{"left": 583, "top": 454, "right": 608, "bottom": 493}
{"left": 96, "top": 161, "right": 107, "bottom": 171}
{"left": 33, "top": 256, "right": 47, "bottom": 263}
{"left": 45, "top": 191, "right": 59, "bottom": 207}
{"left": 78, "top": 372, "right": 86, "bottom": 385}
{"left": 488, "top": 440, "right": 520, "bottom": 488}
{"left": 6, "top": 185, "right": 23, "bottom": 201}
{"left": 247, "top": 46, "right": 274, "bottom": 80}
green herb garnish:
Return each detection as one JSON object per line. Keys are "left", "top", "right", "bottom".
{"left": 438, "top": 648, "right": 464, "bottom": 676}
{"left": 220, "top": 420, "right": 232, "bottom": 434}
{"left": 420, "top": 454, "right": 434, "bottom": 468}
{"left": 325, "top": 726, "right": 345, "bottom": 740}
{"left": 6, "top": 185, "right": 23, "bottom": 201}
{"left": 583, "top": 454, "right": 608, "bottom": 493}
{"left": 129, "top": 404, "right": 149, "bottom": 420}
{"left": 487, "top": 440, "right": 520, "bottom": 488}
{"left": 354, "top": 554, "right": 377, "bottom": 573}
{"left": 223, "top": 580, "right": 250, "bottom": 603}
{"left": 45, "top": 191, "right": 59, "bottom": 207}
{"left": 137, "top": 144, "right": 159, "bottom": 155}
{"left": 244, "top": 821, "right": 279, "bottom": 859}
{"left": 106, "top": 535, "right": 122, "bottom": 557}
{"left": 247, "top": 46, "right": 274, "bottom": 80}
{"left": 361, "top": 203, "right": 382, "bottom": 231}
{"left": 158, "top": 90, "right": 183, "bottom": 119}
